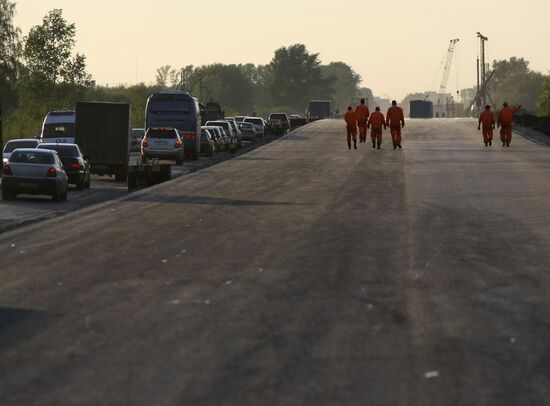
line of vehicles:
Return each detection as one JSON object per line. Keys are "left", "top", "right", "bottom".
{"left": 1, "top": 90, "right": 316, "bottom": 202}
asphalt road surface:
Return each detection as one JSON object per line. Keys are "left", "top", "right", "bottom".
{"left": 1, "top": 119, "right": 550, "bottom": 405}
{"left": 0, "top": 137, "right": 273, "bottom": 234}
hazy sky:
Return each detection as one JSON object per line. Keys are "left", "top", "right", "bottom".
{"left": 13, "top": 0, "right": 550, "bottom": 101}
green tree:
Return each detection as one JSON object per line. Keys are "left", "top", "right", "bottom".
{"left": 155, "top": 65, "right": 172, "bottom": 87}
{"left": 269, "top": 44, "right": 334, "bottom": 111}
{"left": 537, "top": 75, "right": 550, "bottom": 116}
{"left": 492, "top": 57, "right": 544, "bottom": 113}
{"left": 320, "top": 62, "right": 361, "bottom": 110}
{"left": 0, "top": 0, "right": 21, "bottom": 92}
{"left": 23, "top": 9, "right": 91, "bottom": 86}
{"left": 191, "top": 64, "right": 254, "bottom": 113}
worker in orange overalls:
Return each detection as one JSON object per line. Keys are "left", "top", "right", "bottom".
{"left": 386, "top": 100, "right": 405, "bottom": 150}
{"left": 497, "top": 102, "right": 521, "bottom": 147}
{"left": 344, "top": 106, "right": 358, "bottom": 150}
{"left": 478, "top": 105, "right": 495, "bottom": 146}
{"left": 367, "top": 106, "right": 386, "bottom": 149}
{"left": 355, "top": 98, "right": 370, "bottom": 143}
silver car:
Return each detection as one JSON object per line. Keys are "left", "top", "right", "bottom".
{"left": 1, "top": 148, "right": 68, "bottom": 201}
{"left": 141, "top": 127, "right": 185, "bottom": 165}
{"left": 205, "top": 121, "right": 237, "bottom": 151}
{"left": 243, "top": 117, "right": 266, "bottom": 138}
{"left": 203, "top": 126, "right": 230, "bottom": 151}
{"left": 2, "top": 139, "right": 41, "bottom": 167}
{"left": 238, "top": 121, "right": 256, "bottom": 141}
{"left": 224, "top": 117, "right": 243, "bottom": 147}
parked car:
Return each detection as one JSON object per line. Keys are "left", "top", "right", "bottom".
{"left": 267, "top": 113, "right": 290, "bottom": 134}
{"left": 205, "top": 121, "right": 237, "bottom": 151}
{"left": 200, "top": 128, "right": 216, "bottom": 156}
{"left": 1, "top": 149, "right": 68, "bottom": 201}
{"left": 238, "top": 121, "right": 256, "bottom": 141}
{"left": 224, "top": 117, "right": 243, "bottom": 147}
{"left": 203, "top": 126, "right": 230, "bottom": 151}
{"left": 2, "top": 139, "right": 41, "bottom": 167}
{"left": 130, "top": 128, "right": 145, "bottom": 152}
{"left": 243, "top": 117, "right": 266, "bottom": 138}
{"left": 37, "top": 143, "right": 91, "bottom": 190}
{"left": 141, "top": 127, "right": 184, "bottom": 165}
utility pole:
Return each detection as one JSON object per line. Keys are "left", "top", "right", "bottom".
{"left": 477, "top": 32, "right": 488, "bottom": 108}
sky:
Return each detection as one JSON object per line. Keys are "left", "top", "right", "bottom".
{"left": 13, "top": 0, "right": 550, "bottom": 101}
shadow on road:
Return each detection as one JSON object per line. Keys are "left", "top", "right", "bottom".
{"left": 0, "top": 307, "right": 53, "bottom": 345}
{"left": 128, "top": 194, "right": 303, "bottom": 207}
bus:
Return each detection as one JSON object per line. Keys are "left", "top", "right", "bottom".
{"left": 145, "top": 91, "right": 201, "bottom": 160}
{"left": 40, "top": 110, "right": 76, "bottom": 144}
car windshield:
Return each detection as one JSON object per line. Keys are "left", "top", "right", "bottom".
{"left": 4, "top": 141, "right": 39, "bottom": 153}
{"left": 37, "top": 145, "right": 80, "bottom": 158}
{"left": 10, "top": 151, "right": 54, "bottom": 164}
{"left": 244, "top": 118, "right": 263, "bottom": 125}
{"left": 208, "top": 122, "right": 230, "bottom": 131}
{"left": 146, "top": 129, "right": 178, "bottom": 139}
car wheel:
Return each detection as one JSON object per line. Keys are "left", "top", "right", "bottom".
{"left": 192, "top": 150, "right": 198, "bottom": 161}
{"left": 61, "top": 190, "right": 68, "bottom": 201}
{"left": 1, "top": 189, "right": 15, "bottom": 200}
{"left": 76, "top": 181, "right": 85, "bottom": 191}
{"left": 176, "top": 157, "right": 184, "bottom": 165}
{"left": 52, "top": 191, "right": 60, "bottom": 201}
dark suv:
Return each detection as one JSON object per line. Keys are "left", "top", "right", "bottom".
{"left": 267, "top": 113, "right": 290, "bottom": 134}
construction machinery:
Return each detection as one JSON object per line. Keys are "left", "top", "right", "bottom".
{"left": 439, "top": 39, "right": 460, "bottom": 95}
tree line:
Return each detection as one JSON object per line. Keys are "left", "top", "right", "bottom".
{"left": 0, "top": 2, "right": 369, "bottom": 141}
{"left": 401, "top": 57, "right": 550, "bottom": 117}
{"left": 3, "top": 0, "right": 549, "bottom": 143}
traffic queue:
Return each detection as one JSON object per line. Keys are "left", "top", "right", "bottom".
{"left": 1, "top": 90, "right": 300, "bottom": 202}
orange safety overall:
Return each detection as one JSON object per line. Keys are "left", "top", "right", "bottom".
{"left": 479, "top": 110, "right": 495, "bottom": 144}
{"left": 368, "top": 111, "right": 386, "bottom": 146}
{"left": 386, "top": 106, "right": 405, "bottom": 147}
{"left": 498, "top": 106, "right": 521, "bottom": 145}
{"left": 355, "top": 104, "right": 370, "bottom": 142}
{"left": 345, "top": 111, "right": 358, "bottom": 143}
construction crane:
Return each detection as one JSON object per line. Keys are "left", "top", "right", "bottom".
{"left": 439, "top": 38, "right": 460, "bottom": 94}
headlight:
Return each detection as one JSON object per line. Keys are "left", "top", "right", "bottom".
{"left": 2, "top": 158, "right": 8, "bottom": 164}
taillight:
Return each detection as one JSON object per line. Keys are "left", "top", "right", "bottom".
{"left": 47, "top": 167, "right": 57, "bottom": 177}
{"left": 142, "top": 138, "right": 149, "bottom": 147}
{"left": 2, "top": 165, "right": 12, "bottom": 175}
{"left": 175, "top": 140, "right": 182, "bottom": 148}
{"left": 182, "top": 133, "right": 196, "bottom": 140}
{"left": 70, "top": 162, "right": 82, "bottom": 170}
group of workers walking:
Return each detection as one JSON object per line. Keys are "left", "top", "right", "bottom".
{"left": 344, "top": 99, "right": 522, "bottom": 149}
{"left": 344, "top": 99, "right": 405, "bottom": 150}
{"left": 478, "top": 102, "right": 521, "bottom": 147}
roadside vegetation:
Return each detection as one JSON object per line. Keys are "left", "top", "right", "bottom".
{"left": 2, "top": 1, "right": 550, "bottom": 142}
{"left": 0, "top": 2, "right": 371, "bottom": 140}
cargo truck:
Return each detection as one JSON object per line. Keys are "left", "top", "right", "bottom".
{"left": 307, "top": 100, "right": 332, "bottom": 121}
{"left": 75, "top": 101, "right": 130, "bottom": 182}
